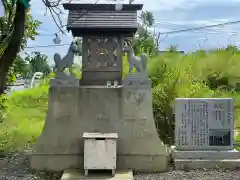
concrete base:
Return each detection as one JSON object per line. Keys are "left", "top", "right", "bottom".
{"left": 172, "top": 146, "right": 240, "bottom": 170}
{"left": 30, "top": 82, "right": 168, "bottom": 172}
{"left": 61, "top": 169, "right": 133, "bottom": 180}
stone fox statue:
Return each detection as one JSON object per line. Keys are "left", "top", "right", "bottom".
{"left": 53, "top": 41, "right": 78, "bottom": 74}
{"left": 123, "top": 40, "right": 148, "bottom": 73}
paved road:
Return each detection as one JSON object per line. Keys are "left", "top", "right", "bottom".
{"left": 6, "top": 79, "right": 42, "bottom": 95}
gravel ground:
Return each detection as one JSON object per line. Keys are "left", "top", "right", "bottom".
{"left": 135, "top": 170, "right": 240, "bottom": 180}
{"left": 1, "top": 153, "right": 240, "bottom": 180}
{"left": 0, "top": 153, "right": 62, "bottom": 180}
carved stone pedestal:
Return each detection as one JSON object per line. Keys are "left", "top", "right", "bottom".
{"left": 30, "top": 3, "right": 168, "bottom": 174}
{"left": 29, "top": 77, "right": 169, "bottom": 172}
{"left": 123, "top": 73, "right": 150, "bottom": 88}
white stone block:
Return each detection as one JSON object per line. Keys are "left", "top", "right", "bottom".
{"left": 83, "top": 133, "right": 118, "bottom": 175}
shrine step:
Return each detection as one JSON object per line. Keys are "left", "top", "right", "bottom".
{"left": 174, "top": 159, "right": 240, "bottom": 170}
{"left": 61, "top": 169, "right": 133, "bottom": 180}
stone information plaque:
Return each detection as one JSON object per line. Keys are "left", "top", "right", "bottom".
{"left": 175, "top": 98, "right": 234, "bottom": 150}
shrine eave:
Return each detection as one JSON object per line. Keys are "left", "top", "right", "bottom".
{"left": 63, "top": 3, "right": 143, "bottom": 11}
{"left": 68, "top": 27, "right": 137, "bottom": 37}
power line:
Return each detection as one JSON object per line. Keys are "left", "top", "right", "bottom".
{"left": 39, "top": 20, "right": 240, "bottom": 37}
{"left": 25, "top": 43, "right": 70, "bottom": 48}
{"left": 159, "top": 20, "right": 240, "bottom": 35}
{"left": 24, "top": 20, "right": 240, "bottom": 49}
{"left": 156, "top": 21, "right": 238, "bottom": 34}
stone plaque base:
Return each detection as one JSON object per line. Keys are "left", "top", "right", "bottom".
{"left": 29, "top": 85, "right": 168, "bottom": 172}
{"left": 175, "top": 159, "right": 240, "bottom": 170}
{"left": 171, "top": 146, "right": 240, "bottom": 170}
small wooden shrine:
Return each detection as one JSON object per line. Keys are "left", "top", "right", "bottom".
{"left": 63, "top": 3, "right": 143, "bottom": 85}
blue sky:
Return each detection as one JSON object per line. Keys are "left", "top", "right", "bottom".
{"left": 22, "top": 0, "right": 240, "bottom": 64}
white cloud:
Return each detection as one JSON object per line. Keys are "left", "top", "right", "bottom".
{"left": 137, "top": 0, "right": 198, "bottom": 11}
{"left": 21, "top": 0, "right": 240, "bottom": 57}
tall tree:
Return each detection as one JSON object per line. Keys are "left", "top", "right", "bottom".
{"left": 132, "top": 10, "right": 158, "bottom": 55}
{"left": 139, "top": 11, "right": 154, "bottom": 28}
{"left": 167, "top": 45, "right": 178, "bottom": 52}
{"left": 7, "top": 55, "right": 29, "bottom": 83}
{"left": 0, "top": 0, "right": 40, "bottom": 93}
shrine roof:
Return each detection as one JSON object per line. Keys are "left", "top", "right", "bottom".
{"left": 63, "top": 3, "right": 143, "bottom": 11}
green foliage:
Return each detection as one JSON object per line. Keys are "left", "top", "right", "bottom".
{"left": 0, "top": 1, "right": 40, "bottom": 54}
{"left": 13, "top": 55, "right": 29, "bottom": 77}
{"left": 149, "top": 48, "right": 240, "bottom": 145}
{"left": 74, "top": 38, "right": 82, "bottom": 56}
{"left": 0, "top": 86, "right": 48, "bottom": 154}
{"left": 0, "top": 95, "right": 7, "bottom": 123}
{"left": 5, "top": 52, "right": 51, "bottom": 87}
{"left": 167, "top": 45, "right": 178, "bottom": 52}
{"left": 139, "top": 11, "right": 155, "bottom": 27}
{"left": 132, "top": 10, "right": 158, "bottom": 55}
{"left": 6, "top": 55, "right": 29, "bottom": 86}
{"left": 0, "top": 1, "right": 40, "bottom": 91}
{"left": 25, "top": 52, "right": 51, "bottom": 77}
{"left": 20, "top": 10, "right": 41, "bottom": 49}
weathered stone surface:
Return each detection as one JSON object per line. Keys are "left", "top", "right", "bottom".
{"left": 30, "top": 80, "right": 168, "bottom": 172}
{"left": 173, "top": 98, "right": 238, "bottom": 170}
{"left": 50, "top": 73, "right": 79, "bottom": 87}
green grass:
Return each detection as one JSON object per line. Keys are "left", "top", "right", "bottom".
{"left": 235, "top": 132, "right": 240, "bottom": 151}
{"left": 0, "top": 86, "right": 48, "bottom": 155}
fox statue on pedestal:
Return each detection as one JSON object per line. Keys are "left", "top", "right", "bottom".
{"left": 53, "top": 41, "right": 79, "bottom": 75}
{"left": 123, "top": 40, "right": 148, "bottom": 73}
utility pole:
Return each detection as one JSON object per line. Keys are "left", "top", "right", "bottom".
{"left": 129, "top": 0, "right": 135, "bottom": 4}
